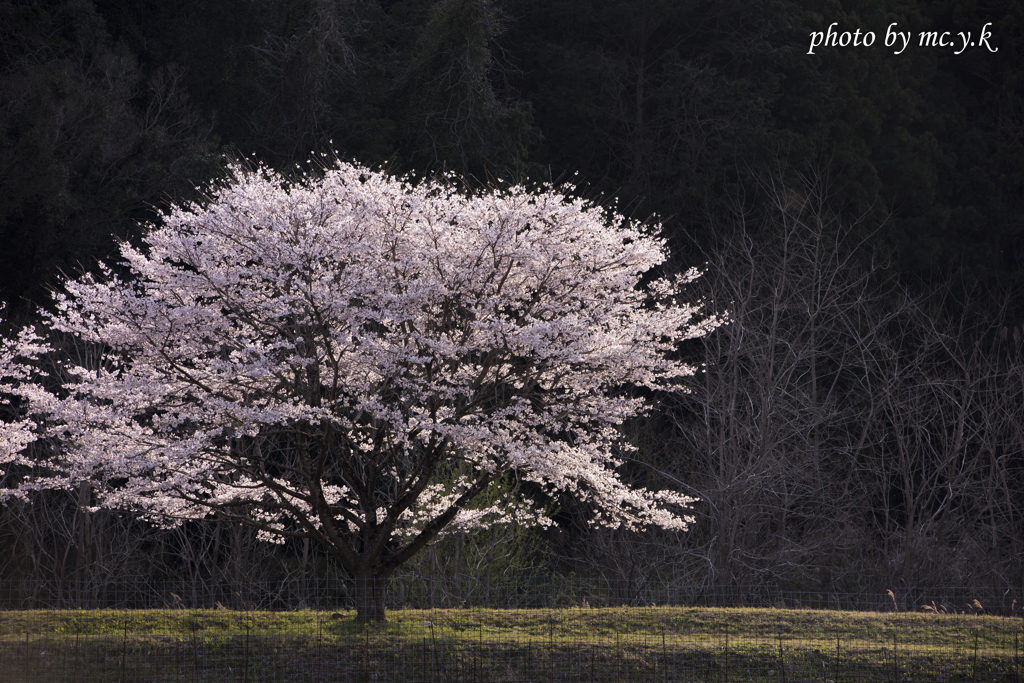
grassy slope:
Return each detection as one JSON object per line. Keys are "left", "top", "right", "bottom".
{"left": 1, "top": 605, "right": 1021, "bottom": 682}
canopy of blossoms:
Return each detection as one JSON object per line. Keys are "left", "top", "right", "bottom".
{"left": 2, "top": 161, "right": 721, "bottom": 585}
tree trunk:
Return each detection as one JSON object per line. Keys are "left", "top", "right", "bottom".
{"left": 353, "top": 573, "right": 387, "bottom": 622}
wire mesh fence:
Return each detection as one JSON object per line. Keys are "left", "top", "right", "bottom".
{"left": 1, "top": 577, "right": 1022, "bottom": 682}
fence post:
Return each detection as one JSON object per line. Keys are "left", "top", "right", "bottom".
{"left": 835, "top": 633, "right": 840, "bottom": 683}
{"left": 973, "top": 628, "right": 979, "bottom": 683}
{"left": 724, "top": 622, "right": 729, "bottom": 683}
{"left": 893, "top": 627, "right": 898, "bottom": 683}
{"left": 1015, "top": 626, "right": 1020, "bottom": 683}
{"left": 243, "top": 621, "right": 250, "bottom": 683}
{"left": 121, "top": 617, "right": 128, "bottom": 683}
{"left": 663, "top": 629, "right": 668, "bottom": 683}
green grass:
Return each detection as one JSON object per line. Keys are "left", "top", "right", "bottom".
{"left": 1, "top": 605, "right": 1021, "bottom": 682}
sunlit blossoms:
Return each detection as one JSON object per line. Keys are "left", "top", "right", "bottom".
{"left": 11, "top": 161, "right": 720, "bottom": 618}
{"left": 0, "top": 312, "right": 54, "bottom": 501}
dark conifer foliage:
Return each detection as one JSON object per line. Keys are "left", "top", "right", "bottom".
{"left": 3, "top": 0, "right": 1020, "bottom": 303}
{"left": 0, "top": 0, "right": 216, "bottom": 317}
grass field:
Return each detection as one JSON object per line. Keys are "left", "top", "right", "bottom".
{"left": 1, "top": 604, "right": 1021, "bottom": 682}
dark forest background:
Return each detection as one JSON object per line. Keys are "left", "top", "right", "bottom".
{"left": 1, "top": 0, "right": 1022, "bottom": 599}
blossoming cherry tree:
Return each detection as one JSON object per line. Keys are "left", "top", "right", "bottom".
{"left": 29, "top": 162, "right": 720, "bottom": 620}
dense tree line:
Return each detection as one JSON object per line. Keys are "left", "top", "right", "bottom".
{"left": 1, "top": 0, "right": 1021, "bottom": 599}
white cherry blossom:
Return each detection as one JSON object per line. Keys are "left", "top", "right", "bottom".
{"left": 0, "top": 312, "right": 57, "bottom": 501}
{"left": 14, "top": 161, "right": 721, "bottom": 619}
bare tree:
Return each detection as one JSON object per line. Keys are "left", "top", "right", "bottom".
{"left": 856, "top": 287, "right": 1024, "bottom": 588}
{"left": 652, "top": 172, "right": 898, "bottom": 593}
{"left": 657, "top": 174, "right": 1024, "bottom": 593}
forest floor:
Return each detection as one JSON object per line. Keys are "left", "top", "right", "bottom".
{"left": 1, "top": 604, "right": 1021, "bottom": 682}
